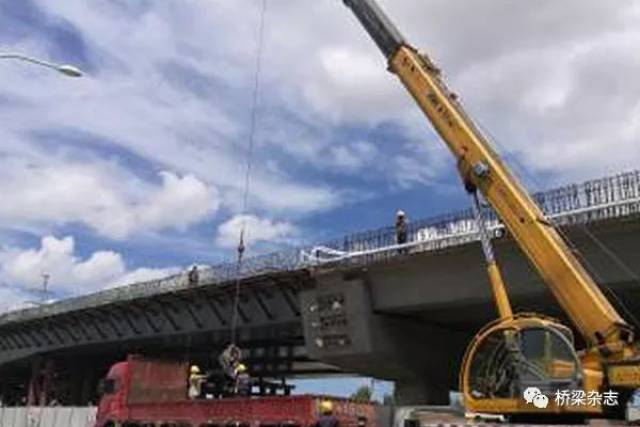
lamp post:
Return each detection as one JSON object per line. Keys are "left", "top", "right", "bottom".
{"left": 0, "top": 52, "right": 83, "bottom": 77}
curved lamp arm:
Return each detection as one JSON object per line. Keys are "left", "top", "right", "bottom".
{"left": 0, "top": 53, "right": 83, "bottom": 77}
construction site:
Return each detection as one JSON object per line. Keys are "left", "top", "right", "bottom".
{"left": 1, "top": 0, "right": 640, "bottom": 426}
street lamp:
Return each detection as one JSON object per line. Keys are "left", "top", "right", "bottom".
{"left": 0, "top": 52, "right": 83, "bottom": 77}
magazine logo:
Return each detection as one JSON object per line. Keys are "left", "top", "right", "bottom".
{"left": 523, "top": 387, "right": 620, "bottom": 408}
{"left": 523, "top": 387, "right": 549, "bottom": 409}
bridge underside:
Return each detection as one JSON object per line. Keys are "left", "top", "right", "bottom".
{"left": 0, "top": 270, "right": 338, "bottom": 405}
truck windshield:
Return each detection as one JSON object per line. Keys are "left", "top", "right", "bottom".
{"left": 99, "top": 378, "right": 117, "bottom": 395}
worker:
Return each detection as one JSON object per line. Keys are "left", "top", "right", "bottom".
{"left": 395, "top": 210, "right": 408, "bottom": 244}
{"left": 395, "top": 210, "right": 408, "bottom": 252}
{"left": 188, "top": 265, "right": 199, "bottom": 286}
{"left": 188, "top": 365, "right": 206, "bottom": 399}
{"left": 315, "top": 400, "right": 339, "bottom": 427}
{"left": 234, "top": 363, "right": 251, "bottom": 397}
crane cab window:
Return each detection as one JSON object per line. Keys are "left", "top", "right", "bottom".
{"left": 467, "top": 325, "right": 580, "bottom": 399}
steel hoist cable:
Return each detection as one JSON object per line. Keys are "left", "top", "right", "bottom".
{"left": 229, "top": 0, "right": 269, "bottom": 347}
{"left": 575, "top": 226, "right": 640, "bottom": 331}
{"left": 475, "top": 116, "right": 640, "bottom": 331}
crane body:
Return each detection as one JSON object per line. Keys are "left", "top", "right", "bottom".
{"left": 342, "top": 0, "right": 640, "bottom": 419}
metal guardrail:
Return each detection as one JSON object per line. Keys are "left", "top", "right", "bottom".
{"left": 1, "top": 170, "right": 639, "bottom": 324}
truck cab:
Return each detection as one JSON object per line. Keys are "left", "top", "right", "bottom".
{"left": 95, "top": 361, "right": 129, "bottom": 427}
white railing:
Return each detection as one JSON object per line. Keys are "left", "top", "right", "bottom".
{"left": 301, "top": 194, "right": 640, "bottom": 266}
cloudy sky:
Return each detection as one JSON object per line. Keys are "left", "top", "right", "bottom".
{"left": 0, "top": 0, "right": 639, "bottom": 313}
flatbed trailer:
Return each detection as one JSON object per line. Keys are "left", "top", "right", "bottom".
{"left": 95, "top": 355, "right": 383, "bottom": 427}
{"left": 105, "top": 396, "right": 378, "bottom": 427}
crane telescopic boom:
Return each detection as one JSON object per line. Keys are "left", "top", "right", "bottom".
{"left": 341, "top": 0, "right": 634, "bottom": 353}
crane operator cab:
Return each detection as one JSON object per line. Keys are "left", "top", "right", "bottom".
{"left": 461, "top": 314, "right": 593, "bottom": 417}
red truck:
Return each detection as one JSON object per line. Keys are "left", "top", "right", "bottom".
{"left": 95, "top": 355, "right": 386, "bottom": 427}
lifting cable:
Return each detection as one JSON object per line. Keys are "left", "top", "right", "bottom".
{"left": 574, "top": 226, "right": 640, "bottom": 331}
{"left": 229, "top": 0, "right": 269, "bottom": 347}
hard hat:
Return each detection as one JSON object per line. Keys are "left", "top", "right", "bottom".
{"left": 190, "top": 365, "right": 201, "bottom": 374}
{"left": 397, "top": 210, "right": 406, "bottom": 217}
{"left": 236, "top": 363, "right": 247, "bottom": 373}
{"left": 319, "top": 400, "right": 334, "bottom": 413}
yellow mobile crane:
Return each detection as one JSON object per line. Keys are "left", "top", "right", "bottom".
{"left": 341, "top": 0, "right": 640, "bottom": 419}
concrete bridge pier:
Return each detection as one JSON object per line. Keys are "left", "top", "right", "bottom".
{"left": 301, "top": 270, "right": 469, "bottom": 405}
{"left": 27, "top": 357, "right": 55, "bottom": 406}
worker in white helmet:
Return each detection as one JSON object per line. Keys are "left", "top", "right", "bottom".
{"left": 188, "top": 265, "right": 199, "bottom": 286}
{"left": 395, "top": 210, "right": 408, "bottom": 252}
{"left": 188, "top": 365, "right": 206, "bottom": 399}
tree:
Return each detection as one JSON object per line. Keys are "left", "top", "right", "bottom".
{"left": 350, "top": 385, "right": 372, "bottom": 403}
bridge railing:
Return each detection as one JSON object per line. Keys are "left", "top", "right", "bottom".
{"left": 298, "top": 169, "right": 640, "bottom": 266}
{"left": 1, "top": 170, "right": 639, "bottom": 322}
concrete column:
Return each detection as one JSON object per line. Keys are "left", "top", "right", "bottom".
{"left": 40, "top": 360, "right": 55, "bottom": 406}
{"left": 27, "top": 358, "right": 43, "bottom": 406}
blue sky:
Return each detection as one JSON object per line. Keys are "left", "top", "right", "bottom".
{"left": 1, "top": 0, "right": 639, "bottom": 395}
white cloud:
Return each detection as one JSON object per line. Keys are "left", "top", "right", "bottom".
{"left": 302, "top": 46, "right": 400, "bottom": 124}
{"left": 0, "top": 158, "right": 217, "bottom": 239}
{"left": 215, "top": 214, "right": 297, "bottom": 249}
{"left": 327, "top": 141, "right": 379, "bottom": 173}
{"left": 207, "top": 0, "right": 640, "bottom": 185}
{"left": 0, "top": 236, "right": 125, "bottom": 295}
{"left": 0, "top": 235, "right": 182, "bottom": 312}
{"left": 137, "top": 171, "right": 215, "bottom": 233}
{"left": 0, "top": 0, "right": 344, "bottom": 225}
{"left": 454, "top": 27, "right": 640, "bottom": 180}
{"left": 0, "top": 286, "right": 32, "bottom": 314}
{"left": 260, "top": 0, "right": 640, "bottom": 181}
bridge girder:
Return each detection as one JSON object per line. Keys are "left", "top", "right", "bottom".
{"left": 0, "top": 271, "right": 312, "bottom": 367}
